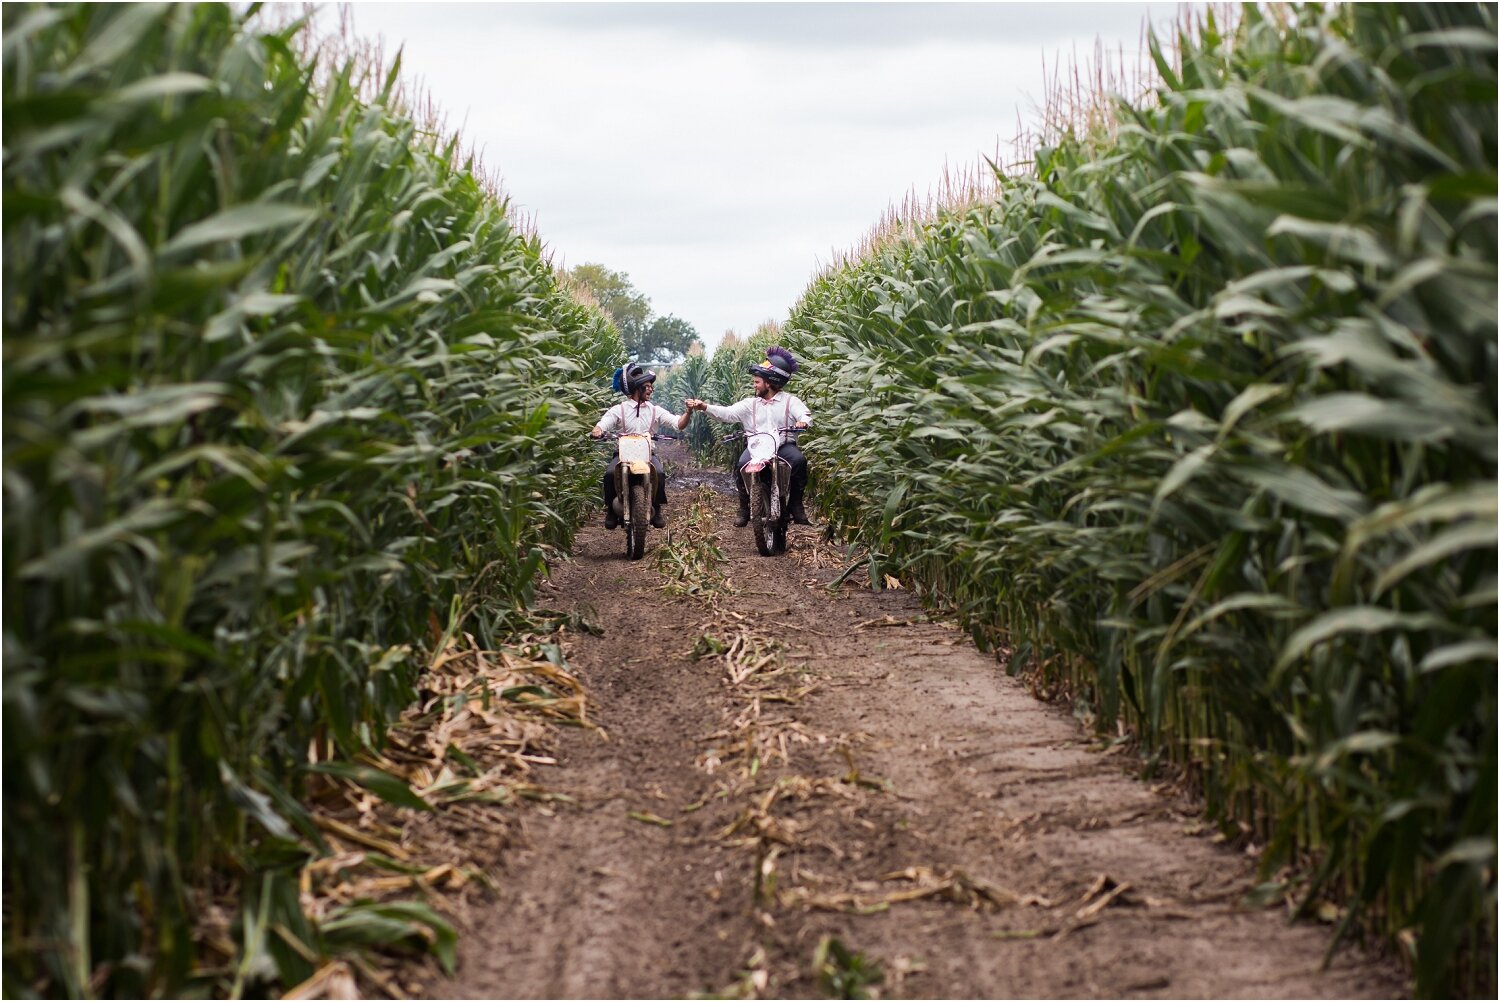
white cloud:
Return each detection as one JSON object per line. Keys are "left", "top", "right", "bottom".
{"left": 340, "top": 1, "right": 1179, "bottom": 344}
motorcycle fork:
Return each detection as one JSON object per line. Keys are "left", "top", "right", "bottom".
{"left": 619, "top": 464, "right": 657, "bottom": 521}
{"left": 740, "top": 467, "right": 767, "bottom": 502}
{"left": 741, "top": 461, "right": 790, "bottom": 520}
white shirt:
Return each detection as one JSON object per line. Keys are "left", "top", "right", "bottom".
{"left": 704, "top": 392, "right": 812, "bottom": 448}
{"left": 596, "top": 400, "right": 682, "bottom": 436}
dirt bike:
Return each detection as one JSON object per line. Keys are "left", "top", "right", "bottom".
{"left": 728, "top": 428, "right": 801, "bottom": 557}
{"left": 597, "top": 433, "right": 671, "bottom": 560}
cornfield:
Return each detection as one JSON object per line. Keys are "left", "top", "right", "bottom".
{"left": 785, "top": 4, "right": 1495, "bottom": 995}
{"left": 3, "top": 3, "right": 617, "bottom": 996}
{"left": 657, "top": 351, "right": 713, "bottom": 451}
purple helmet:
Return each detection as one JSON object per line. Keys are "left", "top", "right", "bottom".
{"left": 748, "top": 346, "right": 798, "bottom": 388}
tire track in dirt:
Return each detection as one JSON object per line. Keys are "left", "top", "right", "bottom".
{"left": 416, "top": 464, "right": 1407, "bottom": 999}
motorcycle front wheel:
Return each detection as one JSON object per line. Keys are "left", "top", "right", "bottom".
{"left": 749, "top": 475, "right": 774, "bottom": 557}
{"left": 627, "top": 479, "right": 648, "bottom": 560}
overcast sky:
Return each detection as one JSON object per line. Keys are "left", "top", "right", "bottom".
{"left": 338, "top": 2, "right": 1180, "bottom": 347}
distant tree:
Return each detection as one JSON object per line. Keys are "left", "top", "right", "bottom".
{"left": 567, "top": 263, "right": 699, "bottom": 364}
{"left": 568, "top": 263, "right": 650, "bottom": 344}
{"left": 640, "top": 314, "right": 698, "bottom": 365}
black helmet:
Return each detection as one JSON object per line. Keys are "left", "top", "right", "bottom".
{"left": 747, "top": 345, "right": 798, "bottom": 388}
{"left": 613, "top": 361, "right": 657, "bottom": 395}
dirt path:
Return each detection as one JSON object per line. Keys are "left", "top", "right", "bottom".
{"left": 416, "top": 455, "right": 1407, "bottom": 999}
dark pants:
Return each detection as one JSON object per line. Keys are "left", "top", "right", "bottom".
{"left": 735, "top": 443, "right": 807, "bottom": 511}
{"left": 604, "top": 457, "right": 666, "bottom": 511}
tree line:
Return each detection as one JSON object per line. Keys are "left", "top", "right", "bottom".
{"left": 568, "top": 262, "right": 701, "bottom": 364}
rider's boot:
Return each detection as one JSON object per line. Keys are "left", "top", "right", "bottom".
{"left": 788, "top": 481, "right": 812, "bottom": 524}
{"left": 651, "top": 504, "right": 666, "bottom": 529}
{"left": 604, "top": 507, "right": 619, "bottom": 530}
{"left": 734, "top": 495, "right": 750, "bottom": 528}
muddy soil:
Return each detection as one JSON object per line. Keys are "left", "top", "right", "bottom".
{"left": 416, "top": 454, "right": 1407, "bottom": 1000}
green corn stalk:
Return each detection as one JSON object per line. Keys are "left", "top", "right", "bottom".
{"left": 658, "top": 351, "right": 714, "bottom": 451}
{"left": 785, "top": 4, "right": 1495, "bottom": 995}
{"left": 2, "top": 3, "right": 618, "bottom": 996}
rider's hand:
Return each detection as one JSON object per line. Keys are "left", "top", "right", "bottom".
{"left": 795, "top": 422, "right": 808, "bottom": 429}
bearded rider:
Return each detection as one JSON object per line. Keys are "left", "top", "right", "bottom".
{"left": 685, "top": 346, "right": 812, "bottom": 527}
{"left": 591, "top": 361, "right": 690, "bottom": 529}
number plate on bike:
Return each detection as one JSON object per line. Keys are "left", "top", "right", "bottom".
{"left": 618, "top": 435, "right": 651, "bottom": 466}
{"left": 745, "top": 433, "right": 777, "bottom": 464}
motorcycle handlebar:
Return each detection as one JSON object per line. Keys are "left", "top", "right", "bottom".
{"left": 592, "top": 433, "right": 680, "bottom": 442}
{"left": 720, "top": 427, "right": 807, "bottom": 444}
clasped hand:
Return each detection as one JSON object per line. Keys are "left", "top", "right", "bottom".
{"left": 678, "top": 400, "right": 804, "bottom": 429}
